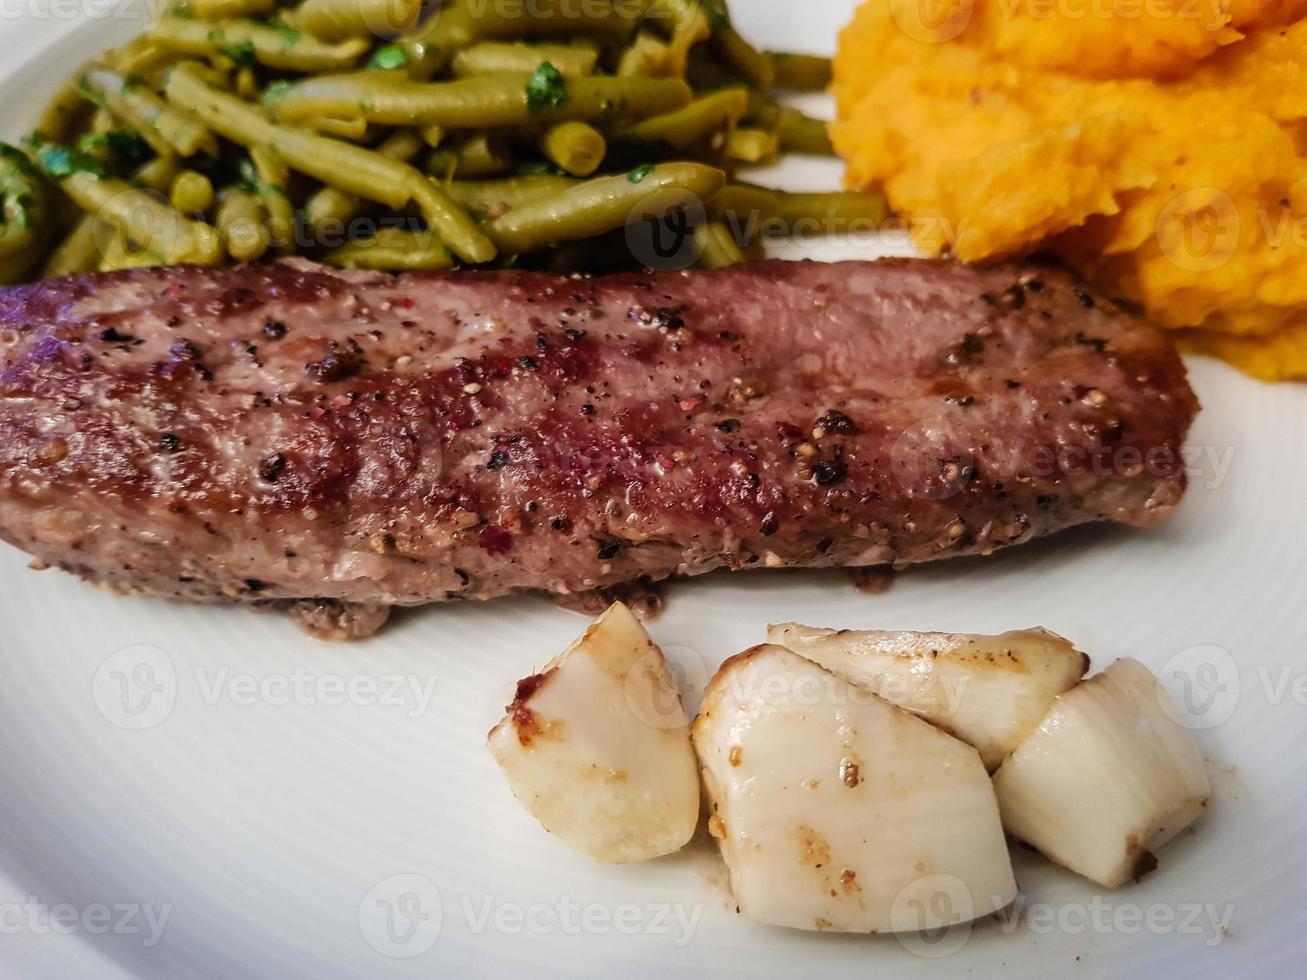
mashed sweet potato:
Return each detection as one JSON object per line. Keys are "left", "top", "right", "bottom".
{"left": 832, "top": 0, "right": 1307, "bottom": 380}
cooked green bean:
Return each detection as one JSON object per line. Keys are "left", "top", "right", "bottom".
{"left": 0, "top": 145, "right": 54, "bottom": 283}
{"left": 426, "top": 132, "right": 512, "bottom": 178}
{"left": 34, "top": 78, "right": 95, "bottom": 142}
{"left": 711, "top": 181, "right": 888, "bottom": 235}
{"left": 216, "top": 187, "right": 270, "bottom": 261}
{"left": 19, "top": 0, "right": 870, "bottom": 281}
{"left": 170, "top": 169, "right": 215, "bottom": 212}
{"left": 541, "top": 122, "right": 605, "bottom": 177}
{"left": 270, "top": 71, "right": 692, "bottom": 129}
{"left": 769, "top": 189, "right": 889, "bottom": 227}
{"left": 193, "top": 0, "right": 275, "bottom": 20}
{"left": 647, "top": 0, "right": 710, "bottom": 76}
{"left": 615, "top": 88, "right": 747, "bottom": 150}
{"left": 305, "top": 113, "right": 369, "bottom": 140}
{"left": 694, "top": 220, "right": 743, "bottom": 268}
{"left": 402, "top": 0, "right": 641, "bottom": 80}
{"left": 451, "top": 41, "right": 598, "bottom": 79}
{"left": 249, "top": 146, "right": 295, "bottom": 251}
{"left": 164, "top": 64, "right": 495, "bottom": 262}
{"left": 709, "top": 181, "right": 779, "bottom": 224}
{"left": 41, "top": 216, "right": 103, "bottom": 277}
{"left": 713, "top": 26, "right": 773, "bottom": 89}
{"left": 38, "top": 159, "right": 223, "bottom": 266}
{"left": 110, "top": 38, "right": 173, "bottom": 77}
{"left": 305, "top": 129, "right": 423, "bottom": 231}
{"left": 444, "top": 175, "right": 581, "bottom": 216}
{"left": 292, "top": 0, "right": 422, "bottom": 42}
{"left": 97, "top": 231, "right": 141, "bottom": 271}
{"left": 482, "top": 162, "right": 725, "bottom": 255}
{"left": 774, "top": 106, "right": 833, "bottom": 155}
{"left": 41, "top": 154, "right": 179, "bottom": 277}
{"left": 725, "top": 127, "right": 777, "bottom": 163}
{"left": 136, "top": 153, "right": 184, "bottom": 191}
{"left": 617, "top": 32, "right": 669, "bottom": 77}
{"left": 323, "top": 226, "right": 453, "bottom": 270}
{"left": 766, "top": 51, "right": 832, "bottom": 91}
{"left": 81, "top": 67, "right": 220, "bottom": 158}
{"left": 235, "top": 66, "right": 260, "bottom": 100}
{"left": 150, "top": 16, "right": 369, "bottom": 73}
{"left": 420, "top": 123, "right": 444, "bottom": 148}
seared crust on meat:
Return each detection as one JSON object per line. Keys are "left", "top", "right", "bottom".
{"left": 0, "top": 258, "right": 1197, "bottom": 632}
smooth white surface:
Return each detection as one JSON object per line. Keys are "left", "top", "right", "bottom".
{"left": 0, "top": 2, "right": 1303, "bottom": 977}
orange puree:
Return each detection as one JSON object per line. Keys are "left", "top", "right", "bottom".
{"left": 833, "top": 0, "right": 1307, "bottom": 380}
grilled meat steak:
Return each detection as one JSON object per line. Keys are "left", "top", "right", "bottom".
{"left": 0, "top": 259, "right": 1197, "bottom": 638}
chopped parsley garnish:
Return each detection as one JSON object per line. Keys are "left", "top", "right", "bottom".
{"left": 367, "top": 43, "right": 408, "bottom": 70}
{"left": 76, "top": 130, "right": 152, "bottom": 168}
{"left": 216, "top": 40, "right": 257, "bottom": 66}
{"left": 254, "top": 12, "right": 299, "bottom": 49}
{"left": 31, "top": 141, "right": 105, "bottom": 180}
{"left": 75, "top": 79, "right": 104, "bottom": 108}
{"left": 627, "top": 163, "right": 656, "bottom": 184}
{"left": 696, "top": 0, "right": 731, "bottom": 30}
{"left": 261, "top": 79, "right": 294, "bottom": 104}
{"left": 106, "top": 130, "right": 153, "bottom": 167}
{"left": 525, "top": 62, "right": 567, "bottom": 113}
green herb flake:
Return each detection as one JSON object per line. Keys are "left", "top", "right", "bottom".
{"left": 75, "top": 79, "right": 104, "bottom": 108}
{"left": 525, "top": 62, "right": 568, "bottom": 113}
{"left": 699, "top": 0, "right": 731, "bottom": 29}
{"left": 277, "top": 26, "right": 301, "bottom": 51}
{"left": 367, "top": 43, "right": 408, "bottom": 71}
{"left": 33, "top": 142, "right": 105, "bottom": 181}
{"left": 217, "top": 41, "right": 258, "bottom": 66}
{"left": 261, "top": 80, "right": 294, "bottom": 105}
{"left": 627, "top": 163, "right": 656, "bottom": 184}
{"left": 105, "top": 130, "right": 153, "bottom": 167}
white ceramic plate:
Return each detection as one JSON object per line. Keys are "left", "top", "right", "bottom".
{"left": 0, "top": 3, "right": 1304, "bottom": 977}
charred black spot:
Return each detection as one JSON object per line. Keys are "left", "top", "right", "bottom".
{"left": 487, "top": 450, "right": 508, "bottom": 470}
{"left": 305, "top": 345, "right": 362, "bottom": 383}
{"left": 157, "top": 433, "right": 182, "bottom": 453}
{"left": 814, "top": 409, "right": 859, "bottom": 435}
{"left": 596, "top": 540, "right": 621, "bottom": 560}
{"left": 259, "top": 453, "right": 287, "bottom": 483}
{"left": 99, "top": 327, "right": 141, "bottom": 346}
{"left": 262, "top": 320, "right": 288, "bottom": 340}
{"left": 812, "top": 458, "right": 848, "bottom": 487}
{"left": 1075, "top": 332, "right": 1109, "bottom": 352}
